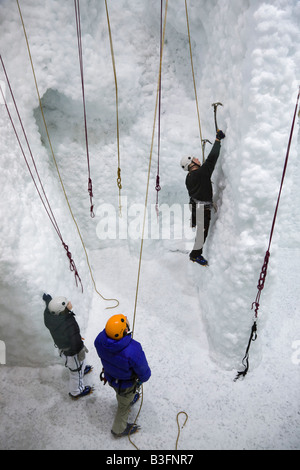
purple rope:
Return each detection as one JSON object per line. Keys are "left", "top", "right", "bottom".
{"left": 155, "top": 0, "right": 163, "bottom": 207}
{"left": 74, "top": 0, "right": 95, "bottom": 218}
{"left": 0, "top": 55, "right": 83, "bottom": 291}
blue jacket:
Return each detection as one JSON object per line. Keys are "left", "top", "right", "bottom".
{"left": 94, "top": 329, "right": 151, "bottom": 389}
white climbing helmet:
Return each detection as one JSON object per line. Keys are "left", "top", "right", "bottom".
{"left": 180, "top": 155, "right": 194, "bottom": 171}
{"left": 48, "top": 296, "right": 69, "bottom": 315}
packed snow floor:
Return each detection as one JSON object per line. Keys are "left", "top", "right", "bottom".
{"left": 1, "top": 245, "right": 299, "bottom": 451}
{"left": 0, "top": 0, "right": 299, "bottom": 453}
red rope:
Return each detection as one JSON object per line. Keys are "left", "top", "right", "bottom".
{"left": 235, "top": 87, "right": 300, "bottom": 380}
{"left": 74, "top": 0, "right": 95, "bottom": 218}
{"left": 0, "top": 55, "right": 83, "bottom": 291}
{"left": 252, "top": 86, "right": 300, "bottom": 319}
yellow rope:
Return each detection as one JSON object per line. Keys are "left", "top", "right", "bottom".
{"left": 175, "top": 411, "right": 189, "bottom": 450}
{"left": 16, "top": 0, "right": 119, "bottom": 309}
{"left": 128, "top": 384, "right": 144, "bottom": 450}
{"left": 185, "top": 0, "right": 205, "bottom": 163}
{"left": 131, "top": 0, "right": 168, "bottom": 337}
{"left": 129, "top": 4, "right": 189, "bottom": 452}
{"left": 104, "top": 0, "right": 122, "bottom": 217}
{"left": 130, "top": 3, "right": 189, "bottom": 450}
{"left": 128, "top": 0, "right": 168, "bottom": 451}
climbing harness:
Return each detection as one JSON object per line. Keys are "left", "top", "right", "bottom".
{"left": 235, "top": 86, "right": 300, "bottom": 381}
{"left": 104, "top": 0, "right": 122, "bottom": 217}
{"left": 74, "top": 0, "right": 95, "bottom": 218}
{"left": 16, "top": 0, "right": 119, "bottom": 308}
{"left": 0, "top": 55, "right": 83, "bottom": 290}
{"left": 100, "top": 367, "right": 107, "bottom": 385}
{"left": 185, "top": 0, "right": 205, "bottom": 163}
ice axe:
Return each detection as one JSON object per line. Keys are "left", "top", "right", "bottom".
{"left": 212, "top": 102, "right": 223, "bottom": 132}
{"left": 202, "top": 138, "right": 212, "bottom": 155}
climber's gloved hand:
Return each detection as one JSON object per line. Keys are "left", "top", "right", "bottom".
{"left": 216, "top": 130, "right": 225, "bottom": 140}
{"left": 42, "top": 293, "right": 52, "bottom": 306}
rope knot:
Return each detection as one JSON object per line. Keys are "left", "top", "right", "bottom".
{"left": 88, "top": 177, "right": 93, "bottom": 198}
{"left": 62, "top": 241, "right": 83, "bottom": 291}
{"left": 88, "top": 178, "right": 95, "bottom": 217}
{"left": 257, "top": 250, "right": 270, "bottom": 291}
{"left": 251, "top": 301, "right": 259, "bottom": 317}
{"left": 155, "top": 175, "right": 161, "bottom": 192}
{"left": 117, "top": 167, "right": 122, "bottom": 189}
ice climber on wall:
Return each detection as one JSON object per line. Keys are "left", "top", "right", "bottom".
{"left": 180, "top": 129, "right": 226, "bottom": 266}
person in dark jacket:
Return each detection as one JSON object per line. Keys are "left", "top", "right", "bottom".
{"left": 180, "top": 130, "right": 225, "bottom": 265}
{"left": 94, "top": 314, "right": 151, "bottom": 437}
{"left": 43, "top": 293, "right": 93, "bottom": 399}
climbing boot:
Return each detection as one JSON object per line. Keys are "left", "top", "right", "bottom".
{"left": 84, "top": 365, "right": 93, "bottom": 375}
{"left": 190, "top": 254, "right": 208, "bottom": 266}
{"left": 69, "top": 385, "right": 94, "bottom": 400}
{"left": 111, "top": 422, "right": 140, "bottom": 438}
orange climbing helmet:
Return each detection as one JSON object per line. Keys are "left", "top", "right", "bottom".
{"left": 105, "top": 314, "right": 130, "bottom": 340}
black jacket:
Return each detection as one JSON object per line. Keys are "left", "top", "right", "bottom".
{"left": 43, "top": 295, "right": 83, "bottom": 356}
{"left": 185, "top": 140, "right": 221, "bottom": 202}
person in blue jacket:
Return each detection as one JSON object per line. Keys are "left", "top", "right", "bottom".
{"left": 94, "top": 314, "right": 151, "bottom": 437}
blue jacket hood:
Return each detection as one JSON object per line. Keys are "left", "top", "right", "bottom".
{"left": 94, "top": 329, "right": 132, "bottom": 355}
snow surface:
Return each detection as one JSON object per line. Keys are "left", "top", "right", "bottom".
{"left": 0, "top": 0, "right": 299, "bottom": 451}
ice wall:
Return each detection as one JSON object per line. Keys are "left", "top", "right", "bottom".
{"left": 190, "top": 0, "right": 300, "bottom": 367}
{"left": 0, "top": 0, "right": 299, "bottom": 367}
